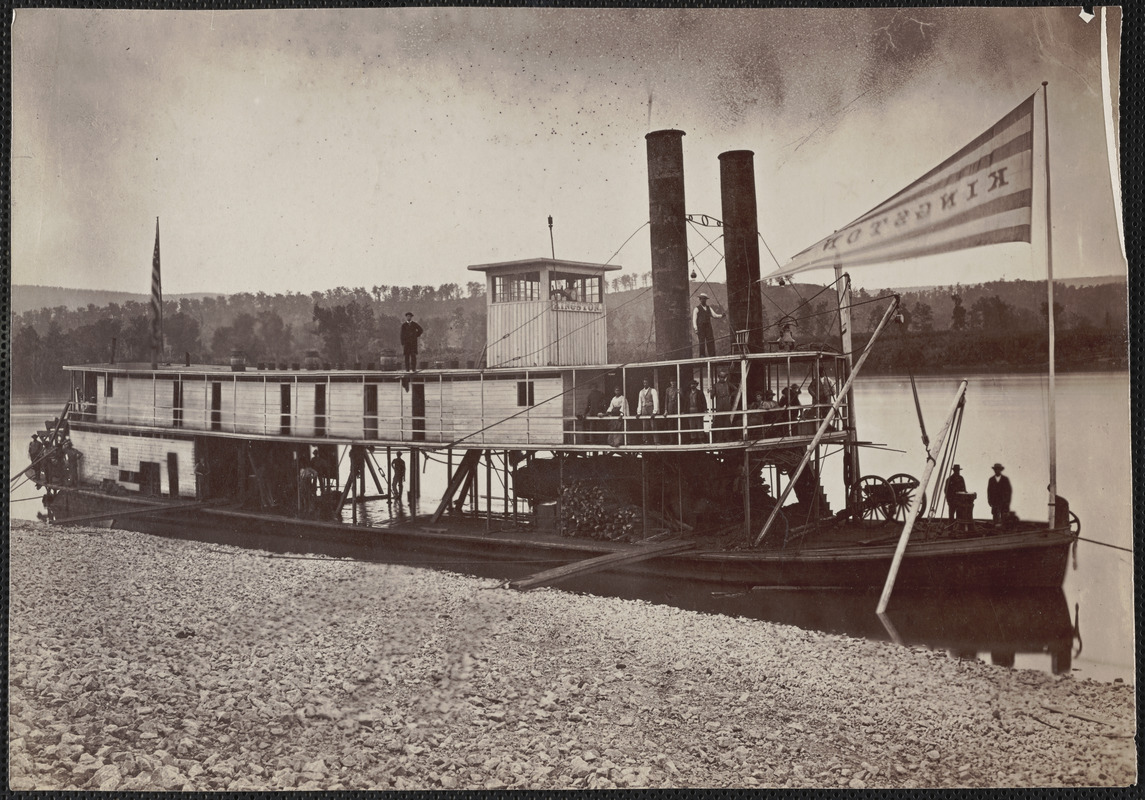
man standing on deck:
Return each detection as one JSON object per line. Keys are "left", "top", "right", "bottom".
{"left": 391, "top": 453, "right": 406, "bottom": 503}
{"left": 400, "top": 312, "right": 424, "bottom": 371}
{"left": 28, "top": 434, "right": 43, "bottom": 486}
{"left": 693, "top": 294, "right": 723, "bottom": 357}
{"left": 944, "top": 464, "right": 970, "bottom": 521}
{"left": 662, "top": 379, "right": 680, "bottom": 444}
{"left": 987, "top": 462, "right": 1012, "bottom": 524}
{"left": 711, "top": 371, "right": 732, "bottom": 441}
{"left": 686, "top": 380, "right": 706, "bottom": 443}
{"left": 63, "top": 439, "right": 82, "bottom": 486}
{"left": 636, "top": 379, "right": 659, "bottom": 444}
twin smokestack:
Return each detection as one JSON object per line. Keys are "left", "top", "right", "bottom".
{"left": 646, "top": 130, "right": 763, "bottom": 361}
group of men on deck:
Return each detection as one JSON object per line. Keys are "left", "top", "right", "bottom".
{"left": 27, "top": 433, "right": 82, "bottom": 489}
{"left": 944, "top": 462, "right": 1013, "bottom": 524}
{"left": 581, "top": 373, "right": 831, "bottom": 446}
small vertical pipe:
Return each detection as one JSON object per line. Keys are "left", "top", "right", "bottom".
{"left": 409, "top": 448, "right": 420, "bottom": 509}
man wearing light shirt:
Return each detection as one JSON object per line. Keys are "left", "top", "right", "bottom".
{"left": 606, "top": 387, "right": 630, "bottom": 447}
{"left": 636, "top": 379, "right": 659, "bottom": 444}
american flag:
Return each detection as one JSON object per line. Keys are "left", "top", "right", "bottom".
{"left": 774, "top": 93, "right": 1036, "bottom": 279}
{"left": 151, "top": 217, "right": 163, "bottom": 359}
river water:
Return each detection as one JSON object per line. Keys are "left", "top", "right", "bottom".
{"left": 8, "top": 371, "right": 1133, "bottom": 682}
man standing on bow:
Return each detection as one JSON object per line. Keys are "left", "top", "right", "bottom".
{"left": 987, "top": 462, "right": 1013, "bottom": 524}
{"left": 400, "top": 312, "right": 424, "bottom": 371}
{"left": 693, "top": 293, "right": 724, "bottom": 358}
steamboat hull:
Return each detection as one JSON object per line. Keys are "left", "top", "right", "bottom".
{"left": 53, "top": 487, "right": 1074, "bottom": 591}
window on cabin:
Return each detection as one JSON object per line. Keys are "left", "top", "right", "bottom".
{"left": 517, "top": 380, "right": 535, "bottom": 407}
{"left": 492, "top": 272, "right": 541, "bottom": 303}
{"left": 110, "top": 447, "right": 118, "bottom": 466}
{"left": 549, "top": 272, "right": 603, "bottom": 303}
{"left": 106, "top": 375, "right": 114, "bottom": 398}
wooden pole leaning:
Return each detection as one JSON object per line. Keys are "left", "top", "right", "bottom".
{"left": 753, "top": 295, "right": 901, "bottom": 547}
{"left": 875, "top": 379, "right": 968, "bottom": 616}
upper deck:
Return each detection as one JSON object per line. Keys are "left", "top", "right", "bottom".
{"left": 63, "top": 350, "right": 851, "bottom": 451}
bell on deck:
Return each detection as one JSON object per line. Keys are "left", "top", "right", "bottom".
{"left": 303, "top": 350, "right": 322, "bottom": 370}
{"left": 229, "top": 349, "right": 247, "bottom": 372}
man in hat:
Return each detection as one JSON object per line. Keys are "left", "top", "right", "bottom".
{"left": 693, "top": 293, "right": 724, "bottom": 357}
{"left": 28, "top": 433, "right": 43, "bottom": 486}
{"left": 661, "top": 379, "right": 680, "bottom": 444}
{"left": 685, "top": 379, "right": 706, "bottom": 443}
{"left": 944, "top": 465, "right": 968, "bottom": 521}
{"left": 636, "top": 379, "right": 659, "bottom": 444}
{"left": 987, "top": 462, "right": 1012, "bottom": 524}
{"left": 400, "top": 312, "right": 424, "bottom": 371}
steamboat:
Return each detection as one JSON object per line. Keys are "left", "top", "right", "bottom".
{"left": 31, "top": 105, "right": 1079, "bottom": 604}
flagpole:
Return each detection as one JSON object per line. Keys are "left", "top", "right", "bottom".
{"left": 1041, "top": 82, "right": 1057, "bottom": 527}
{"left": 151, "top": 217, "right": 163, "bottom": 370}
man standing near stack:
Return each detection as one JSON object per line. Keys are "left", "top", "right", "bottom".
{"left": 693, "top": 293, "right": 723, "bottom": 357}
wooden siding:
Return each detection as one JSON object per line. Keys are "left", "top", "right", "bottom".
{"left": 486, "top": 301, "right": 608, "bottom": 368}
{"left": 71, "top": 428, "right": 196, "bottom": 497}
{"left": 67, "top": 352, "right": 848, "bottom": 449}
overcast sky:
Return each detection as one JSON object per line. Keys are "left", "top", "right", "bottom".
{"left": 12, "top": 7, "right": 1124, "bottom": 295}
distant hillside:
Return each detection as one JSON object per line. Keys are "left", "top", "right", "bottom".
{"left": 10, "top": 285, "right": 217, "bottom": 318}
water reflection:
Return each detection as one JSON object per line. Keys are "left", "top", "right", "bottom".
{"left": 554, "top": 576, "right": 1080, "bottom": 675}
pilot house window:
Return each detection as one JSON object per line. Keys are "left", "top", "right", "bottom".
{"left": 548, "top": 272, "right": 602, "bottom": 303}
{"left": 492, "top": 272, "right": 541, "bottom": 303}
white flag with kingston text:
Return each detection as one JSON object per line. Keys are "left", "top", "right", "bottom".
{"left": 774, "top": 94, "right": 1035, "bottom": 279}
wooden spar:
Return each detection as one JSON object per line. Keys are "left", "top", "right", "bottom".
{"left": 54, "top": 498, "right": 230, "bottom": 526}
{"left": 508, "top": 541, "right": 697, "bottom": 590}
{"left": 1041, "top": 82, "right": 1058, "bottom": 527}
{"left": 364, "top": 451, "right": 385, "bottom": 494}
{"left": 754, "top": 295, "right": 901, "bottom": 546}
{"left": 876, "top": 379, "right": 968, "bottom": 615}
{"left": 431, "top": 449, "right": 482, "bottom": 523}
{"left": 835, "top": 265, "right": 860, "bottom": 487}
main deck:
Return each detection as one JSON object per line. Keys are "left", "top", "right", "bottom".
{"left": 64, "top": 350, "right": 851, "bottom": 452}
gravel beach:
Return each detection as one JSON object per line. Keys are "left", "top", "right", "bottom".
{"left": 8, "top": 519, "right": 1136, "bottom": 790}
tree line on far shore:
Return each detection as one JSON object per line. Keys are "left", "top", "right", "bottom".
{"left": 10, "top": 277, "right": 1128, "bottom": 392}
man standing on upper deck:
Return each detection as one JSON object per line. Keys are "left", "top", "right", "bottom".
{"left": 693, "top": 294, "right": 724, "bottom": 357}
{"left": 636, "top": 379, "right": 659, "bottom": 444}
{"left": 662, "top": 379, "right": 680, "bottom": 444}
{"left": 987, "top": 462, "right": 1013, "bottom": 524}
{"left": 686, "top": 380, "right": 706, "bottom": 443}
{"left": 400, "top": 312, "right": 424, "bottom": 371}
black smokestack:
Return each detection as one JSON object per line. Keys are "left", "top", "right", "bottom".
{"left": 646, "top": 130, "right": 692, "bottom": 361}
{"left": 719, "top": 150, "right": 764, "bottom": 354}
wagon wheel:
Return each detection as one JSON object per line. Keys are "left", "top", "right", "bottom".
{"left": 887, "top": 473, "right": 921, "bottom": 522}
{"left": 848, "top": 475, "right": 897, "bottom": 523}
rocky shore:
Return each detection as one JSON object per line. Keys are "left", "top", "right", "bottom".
{"left": 8, "top": 520, "right": 1136, "bottom": 790}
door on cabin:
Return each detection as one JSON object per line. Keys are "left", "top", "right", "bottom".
{"left": 411, "top": 382, "right": 425, "bottom": 442}
{"left": 139, "top": 462, "right": 162, "bottom": 496}
{"left": 210, "top": 382, "right": 222, "bottom": 431}
{"left": 364, "top": 384, "right": 378, "bottom": 439}
{"left": 167, "top": 453, "right": 179, "bottom": 498}
{"left": 82, "top": 372, "right": 98, "bottom": 420}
